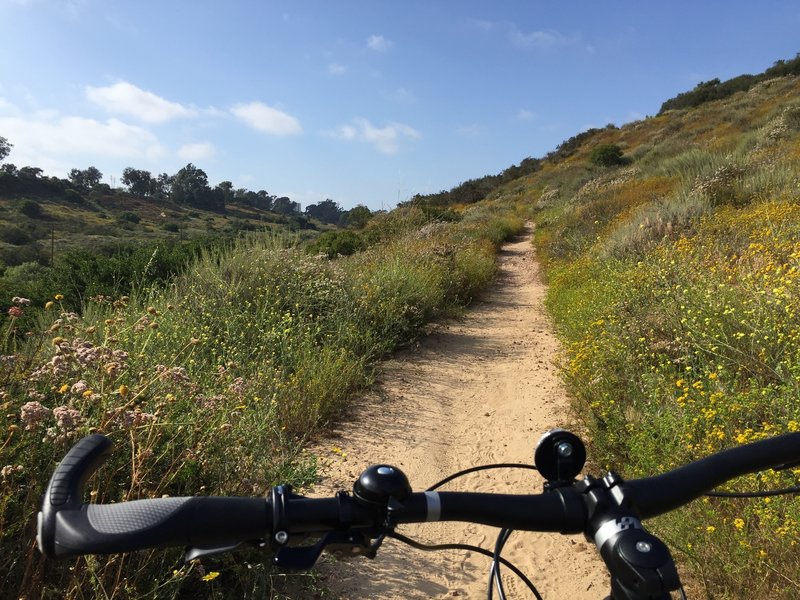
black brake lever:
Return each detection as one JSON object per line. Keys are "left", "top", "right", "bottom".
{"left": 274, "top": 530, "right": 386, "bottom": 570}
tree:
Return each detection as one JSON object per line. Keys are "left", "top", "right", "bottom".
{"left": 172, "top": 163, "right": 213, "bottom": 208}
{"left": 215, "top": 181, "right": 234, "bottom": 205}
{"left": 18, "top": 166, "right": 43, "bottom": 179}
{"left": 68, "top": 166, "right": 103, "bottom": 192}
{"left": 272, "top": 196, "right": 300, "bottom": 215}
{"left": 341, "top": 204, "right": 372, "bottom": 228}
{"left": 121, "top": 167, "right": 155, "bottom": 197}
{"left": 305, "top": 198, "right": 343, "bottom": 224}
{"left": 154, "top": 173, "right": 173, "bottom": 200}
{"left": 0, "top": 136, "right": 11, "bottom": 161}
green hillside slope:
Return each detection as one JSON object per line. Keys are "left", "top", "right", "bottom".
{"left": 513, "top": 74, "right": 800, "bottom": 598}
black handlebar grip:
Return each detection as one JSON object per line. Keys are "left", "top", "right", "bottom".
{"left": 38, "top": 435, "right": 270, "bottom": 558}
{"left": 38, "top": 434, "right": 113, "bottom": 557}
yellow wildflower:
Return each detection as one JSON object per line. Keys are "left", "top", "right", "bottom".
{"left": 58, "top": 384, "right": 69, "bottom": 394}
{"left": 201, "top": 571, "right": 220, "bottom": 582}
{"left": 54, "top": 294, "right": 64, "bottom": 301}
{"left": 45, "top": 301, "right": 55, "bottom": 310}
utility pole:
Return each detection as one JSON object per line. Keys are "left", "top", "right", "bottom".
{"left": 50, "top": 225, "right": 55, "bottom": 265}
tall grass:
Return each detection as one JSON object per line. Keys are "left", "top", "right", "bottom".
{"left": 1, "top": 206, "right": 523, "bottom": 599}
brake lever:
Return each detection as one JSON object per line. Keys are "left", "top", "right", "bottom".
{"left": 275, "top": 530, "right": 386, "bottom": 570}
{"left": 185, "top": 542, "right": 247, "bottom": 562}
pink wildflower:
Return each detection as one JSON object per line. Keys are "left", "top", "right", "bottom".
{"left": 20, "top": 401, "right": 51, "bottom": 430}
{"left": 71, "top": 380, "right": 89, "bottom": 395}
{"left": 53, "top": 406, "right": 82, "bottom": 432}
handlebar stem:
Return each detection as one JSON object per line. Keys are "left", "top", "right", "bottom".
{"left": 579, "top": 474, "right": 680, "bottom": 599}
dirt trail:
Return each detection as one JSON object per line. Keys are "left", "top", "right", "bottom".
{"left": 311, "top": 225, "right": 607, "bottom": 599}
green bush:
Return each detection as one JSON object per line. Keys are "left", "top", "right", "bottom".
{"left": 118, "top": 211, "right": 141, "bottom": 224}
{"left": 20, "top": 200, "right": 43, "bottom": 218}
{"left": 0, "top": 225, "right": 32, "bottom": 245}
{"left": 589, "top": 143, "right": 626, "bottom": 167}
{"left": 63, "top": 188, "right": 84, "bottom": 204}
{"left": 306, "top": 229, "right": 365, "bottom": 257}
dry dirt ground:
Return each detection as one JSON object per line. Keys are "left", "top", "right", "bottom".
{"left": 308, "top": 226, "right": 608, "bottom": 599}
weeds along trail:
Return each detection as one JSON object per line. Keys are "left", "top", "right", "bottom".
{"left": 312, "top": 224, "right": 607, "bottom": 599}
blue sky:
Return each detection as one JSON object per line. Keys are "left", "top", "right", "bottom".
{"left": 1, "top": 1, "right": 798, "bottom": 210}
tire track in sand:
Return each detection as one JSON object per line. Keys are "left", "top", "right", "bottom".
{"left": 311, "top": 225, "right": 607, "bottom": 599}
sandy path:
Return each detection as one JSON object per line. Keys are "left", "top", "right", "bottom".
{"left": 310, "top": 226, "right": 607, "bottom": 599}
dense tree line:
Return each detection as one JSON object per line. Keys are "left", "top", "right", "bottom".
{"left": 660, "top": 53, "right": 800, "bottom": 113}
{"left": 404, "top": 156, "right": 542, "bottom": 207}
{"left": 0, "top": 139, "right": 306, "bottom": 216}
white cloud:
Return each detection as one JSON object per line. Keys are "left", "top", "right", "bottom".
{"left": 469, "top": 19, "right": 576, "bottom": 50}
{"left": 328, "top": 63, "right": 347, "bottom": 75}
{"left": 367, "top": 34, "right": 392, "bottom": 52}
{"left": 509, "top": 28, "right": 571, "bottom": 49}
{"left": 0, "top": 104, "right": 167, "bottom": 175}
{"left": 517, "top": 109, "right": 537, "bottom": 121}
{"left": 86, "top": 81, "right": 196, "bottom": 123}
{"left": 456, "top": 124, "right": 483, "bottom": 138}
{"left": 231, "top": 101, "right": 302, "bottom": 135}
{"left": 327, "top": 118, "right": 419, "bottom": 154}
{"left": 178, "top": 141, "right": 215, "bottom": 161}
{"left": 385, "top": 87, "right": 417, "bottom": 104}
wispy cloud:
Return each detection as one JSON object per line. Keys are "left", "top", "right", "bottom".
{"left": 517, "top": 109, "right": 537, "bottom": 121}
{"left": 509, "top": 27, "right": 571, "bottom": 49}
{"left": 456, "top": 124, "right": 483, "bottom": 138}
{"left": 86, "top": 81, "right": 196, "bottom": 123}
{"left": 327, "top": 118, "right": 419, "bottom": 154}
{"left": 231, "top": 101, "right": 302, "bottom": 135}
{"left": 178, "top": 141, "right": 216, "bottom": 161}
{"left": 468, "top": 19, "right": 577, "bottom": 50}
{"left": 328, "top": 63, "right": 347, "bottom": 76}
{"left": 367, "top": 34, "right": 392, "bottom": 52}
{"left": 384, "top": 87, "right": 417, "bottom": 104}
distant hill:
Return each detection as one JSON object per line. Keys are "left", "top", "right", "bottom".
{"left": 0, "top": 163, "right": 319, "bottom": 270}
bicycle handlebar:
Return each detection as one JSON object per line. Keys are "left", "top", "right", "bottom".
{"left": 37, "top": 432, "right": 800, "bottom": 599}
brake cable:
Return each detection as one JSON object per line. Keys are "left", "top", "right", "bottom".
{"left": 415, "top": 463, "right": 544, "bottom": 600}
{"left": 489, "top": 528, "right": 513, "bottom": 600}
{"left": 386, "top": 531, "right": 543, "bottom": 600}
{"left": 706, "top": 485, "right": 800, "bottom": 498}
{"left": 425, "top": 463, "right": 539, "bottom": 491}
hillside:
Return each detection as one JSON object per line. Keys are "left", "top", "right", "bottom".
{"left": 0, "top": 184, "right": 313, "bottom": 268}
{"left": 501, "top": 73, "right": 800, "bottom": 597}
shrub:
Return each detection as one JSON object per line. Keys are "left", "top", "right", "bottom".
{"left": 307, "top": 230, "right": 365, "bottom": 258}
{"left": 0, "top": 225, "right": 32, "bottom": 245}
{"left": 589, "top": 143, "right": 626, "bottom": 167}
{"left": 118, "top": 211, "right": 140, "bottom": 224}
{"left": 20, "top": 200, "right": 43, "bottom": 218}
{"left": 63, "top": 188, "right": 84, "bottom": 204}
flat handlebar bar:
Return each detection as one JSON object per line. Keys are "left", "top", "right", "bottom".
{"left": 37, "top": 431, "right": 800, "bottom": 600}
